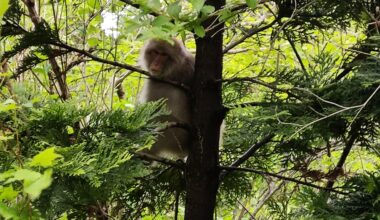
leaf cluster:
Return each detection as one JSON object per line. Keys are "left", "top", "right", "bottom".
{"left": 0, "top": 96, "right": 182, "bottom": 219}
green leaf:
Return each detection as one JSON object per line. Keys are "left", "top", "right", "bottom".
{"left": 219, "top": 9, "right": 233, "bottom": 22}
{"left": 167, "top": 2, "right": 181, "bottom": 18}
{"left": 0, "top": 0, "right": 10, "bottom": 21}
{"left": 87, "top": 0, "right": 98, "bottom": 9}
{"left": 194, "top": 24, "right": 205, "bottom": 37}
{"left": 30, "top": 147, "right": 62, "bottom": 168}
{"left": 22, "top": 102, "right": 33, "bottom": 108}
{"left": 87, "top": 24, "right": 98, "bottom": 35}
{"left": 0, "top": 99, "right": 17, "bottom": 112}
{"left": 201, "top": 5, "right": 215, "bottom": 15}
{"left": 59, "top": 213, "right": 69, "bottom": 220}
{"left": 0, "top": 186, "right": 18, "bottom": 201}
{"left": 125, "top": 20, "right": 140, "bottom": 33}
{"left": 0, "top": 203, "right": 20, "bottom": 220}
{"left": 0, "top": 135, "right": 13, "bottom": 141}
{"left": 24, "top": 169, "right": 53, "bottom": 200}
{"left": 66, "top": 125, "right": 74, "bottom": 134}
{"left": 34, "top": 51, "right": 48, "bottom": 60}
{"left": 0, "top": 170, "right": 14, "bottom": 182}
{"left": 88, "top": 37, "right": 99, "bottom": 47}
{"left": 7, "top": 169, "right": 40, "bottom": 183}
{"left": 147, "top": 0, "right": 161, "bottom": 11}
{"left": 152, "top": 15, "right": 172, "bottom": 27}
{"left": 3, "top": 99, "right": 15, "bottom": 105}
{"left": 246, "top": 0, "right": 257, "bottom": 9}
{"left": 189, "top": 0, "right": 205, "bottom": 12}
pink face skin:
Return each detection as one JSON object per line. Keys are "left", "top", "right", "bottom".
{"left": 147, "top": 49, "right": 169, "bottom": 74}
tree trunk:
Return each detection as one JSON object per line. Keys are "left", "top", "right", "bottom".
{"left": 184, "top": 0, "right": 225, "bottom": 219}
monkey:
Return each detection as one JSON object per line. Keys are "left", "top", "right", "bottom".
{"left": 138, "top": 38, "right": 195, "bottom": 159}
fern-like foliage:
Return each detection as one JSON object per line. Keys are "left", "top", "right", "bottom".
{"left": 294, "top": 172, "right": 380, "bottom": 219}
{"left": 0, "top": 96, "right": 182, "bottom": 218}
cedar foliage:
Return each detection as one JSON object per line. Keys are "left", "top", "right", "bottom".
{"left": 1, "top": 0, "right": 380, "bottom": 219}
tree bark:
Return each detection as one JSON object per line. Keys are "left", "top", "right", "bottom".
{"left": 184, "top": 0, "right": 226, "bottom": 219}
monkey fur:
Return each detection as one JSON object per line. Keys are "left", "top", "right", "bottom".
{"left": 138, "top": 39, "right": 194, "bottom": 159}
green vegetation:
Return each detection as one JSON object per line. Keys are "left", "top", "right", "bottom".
{"left": 1, "top": 0, "right": 380, "bottom": 219}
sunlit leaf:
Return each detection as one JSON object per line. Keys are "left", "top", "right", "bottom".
{"left": 34, "top": 52, "right": 48, "bottom": 60}
{"left": 7, "top": 169, "right": 40, "bottom": 183}
{"left": 0, "top": 203, "right": 20, "bottom": 220}
{"left": 0, "top": 135, "right": 13, "bottom": 141}
{"left": 67, "top": 125, "right": 74, "bottom": 134}
{"left": 88, "top": 37, "right": 99, "bottom": 47}
{"left": 0, "top": 0, "right": 10, "bottom": 21}
{"left": 87, "top": 0, "right": 99, "bottom": 9}
{"left": 0, "top": 186, "right": 18, "bottom": 201}
{"left": 24, "top": 169, "right": 53, "bottom": 200}
{"left": 30, "top": 147, "right": 62, "bottom": 168}
{"left": 275, "top": 92, "right": 289, "bottom": 100}
{"left": 0, "top": 99, "right": 17, "bottom": 112}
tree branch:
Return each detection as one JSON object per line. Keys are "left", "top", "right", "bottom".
{"left": 226, "top": 101, "right": 299, "bottom": 110}
{"left": 119, "top": 0, "right": 160, "bottom": 16}
{"left": 50, "top": 41, "right": 191, "bottom": 92}
{"left": 222, "top": 77, "right": 300, "bottom": 99}
{"left": 223, "top": 17, "right": 280, "bottom": 53}
{"left": 325, "top": 122, "right": 361, "bottom": 189}
{"left": 333, "top": 45, "right": 370, "bottom": 82}
{"left": 220, "top": 165, "right": 348, "bottom": 195}
{"left": 219, "top": 133, "right": 275, "bottom": 179}
{"left": 284, "top": 30, "right": 307, "bottom": 73}
{"left": 135, "top": 152, "right": 184, "bottom": 169}
{"left": 52, "top": 40, "right": 146, "bottom": 74}
{"left": 21, "top": 0, "right": 70, "bottom": 100}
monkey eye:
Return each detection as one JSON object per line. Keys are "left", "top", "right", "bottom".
{"left": 149, "top": 50, "right": 159, "bottom": 56}
{"left": 149, "top": 50, "right": 169, "bottom": 58}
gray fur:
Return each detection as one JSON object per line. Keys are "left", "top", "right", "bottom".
{"left": 138, "top": 39, "right": 194, "bottom": 159}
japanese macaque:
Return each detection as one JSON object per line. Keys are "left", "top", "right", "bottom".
{"left": 138, "top": 38, "right": 195, "bottom": 159}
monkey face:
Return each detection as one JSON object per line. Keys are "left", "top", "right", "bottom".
{"left": 147, "top": 49, "right": 169, "bottom": 75}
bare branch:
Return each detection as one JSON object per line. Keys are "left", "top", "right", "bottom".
{"left": 223, "top": 18, "right": 280, "bottom": 53}
{"left": 50, "top": 41, "right": 191, "bottom": 92}
{"left": 334, "top": 48, "right": 369, "bottom": 82}
{"left": 220, "top": 133, "right": 275, "bottom": 179}
{"left": 52, "top": 41, "right": 147, "bottom": 75}
{"left": 325, "top": 122, "right": 361, "bottom": 189}
{"left": 284, "top": 30, "right": 307, "bottom": 73}
{"left": 222, "top": 77, "right": 300, "bottom": 99}
{"left": 21, "top": 0, "right": 70, "bottom": 99}
{"left": 220, "top": 165, "right": 348, "bottom": 195}
{"left": 226, "top": 101, "right": 297, "bottom": 110}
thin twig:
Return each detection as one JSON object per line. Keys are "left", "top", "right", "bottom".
{"left": 219, "top": 165, "right": 348, "bottom": 195}
{"left": 348, "top": 84, "right": 380, "bottom": 129}
{"left": 135, "top": 152, "right": 184, "bottom": 169}
{"left": 223, "top": 18, "right": 280, "bottom": 53}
